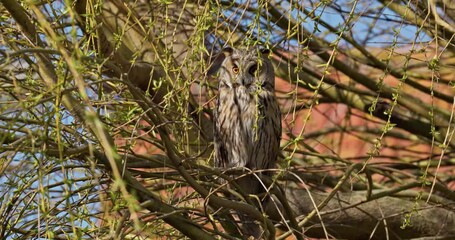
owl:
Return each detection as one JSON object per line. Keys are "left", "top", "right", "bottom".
{"left": 213, "top": 45, "right": 281, "bottom": 201}
{"left": 213, "top": 45, "right": 281, "bottom": 238}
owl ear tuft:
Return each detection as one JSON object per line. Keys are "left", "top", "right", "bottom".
{"left": 259, "top": 47, "right": 270, "bottom": 55}
{"left": 207, "top": 47, "right": 233, "bottom": 76}
{"left": 222, "top": 46, "right": 234, "bottom": 56}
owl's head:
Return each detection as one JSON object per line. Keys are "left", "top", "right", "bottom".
{"left": 218, "top": 46, "right": 275, "bottom": 91}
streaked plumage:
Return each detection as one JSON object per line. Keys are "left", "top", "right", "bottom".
{"left": 213, "top": 46, "right": 281, "bottom": 237}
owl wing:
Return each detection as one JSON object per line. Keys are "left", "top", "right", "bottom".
{"left": 213, "top": 101, "right": 229, "bottom": 168}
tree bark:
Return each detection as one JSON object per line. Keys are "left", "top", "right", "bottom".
{"left": 281, "top": 187, "right": 455, "bottom": 239}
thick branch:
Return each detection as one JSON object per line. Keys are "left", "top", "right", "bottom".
{"left": 282, "top": 187, "right": 455, "bottom": 239}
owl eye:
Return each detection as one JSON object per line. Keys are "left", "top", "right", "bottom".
{"left": 232, "top": 65, "right": 239, "bottom": 74}
{"left": 248, "top": 64, "right": 258, "bottom": 75}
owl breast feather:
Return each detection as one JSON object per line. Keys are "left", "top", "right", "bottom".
{"left": 214, "top": 86, "right": 280, "bottom": 171}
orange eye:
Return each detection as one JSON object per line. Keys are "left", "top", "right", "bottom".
{"left": 232, "top": 65, "right": 239, "bottom": 74}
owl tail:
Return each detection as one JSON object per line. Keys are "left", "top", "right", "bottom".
{"left": 238, "top": 212, "right": 262, "bottom": 239}
{"left": 234, "top": 174, "right": 270, "bottom": 239}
